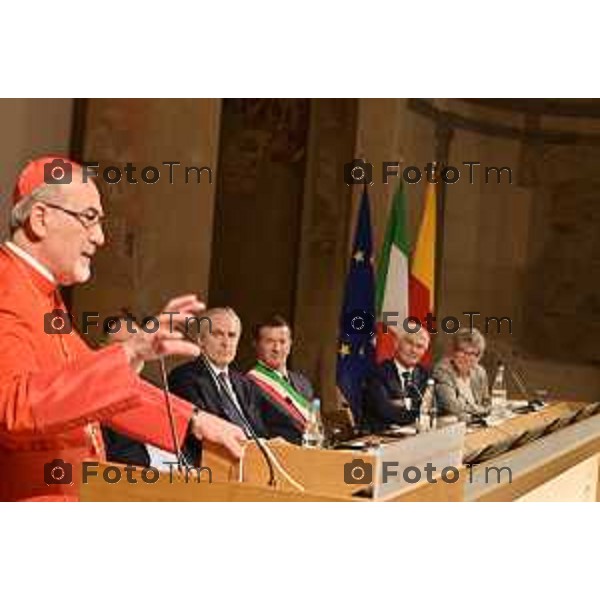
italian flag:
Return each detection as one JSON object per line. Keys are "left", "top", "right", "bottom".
{"left": 375, "top": 182, "right": 410, "bottom": 363}
{"left": 409, "top": 181, "right": 437, "bottom": 363}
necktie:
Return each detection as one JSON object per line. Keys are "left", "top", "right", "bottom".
{"left": 402, "top": 371, "right": 413, "bottom": 410}
{"left": 217, "top": 372, "right": 253, "bottom": 437}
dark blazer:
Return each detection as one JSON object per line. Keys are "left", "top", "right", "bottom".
{"left": 102, "top": 427, "right": 150, "bottom": 467}
{"left": 168, "top": 357, "right": 269, "bottom": 464}
{"left": 363, "top": 360, "right": 430, "bottom": 430}
{"left": 288, "top": 370, "right": 314, "bottom": 403}
{"left": 247, "top": 367, "right": 315, "bottom": 445}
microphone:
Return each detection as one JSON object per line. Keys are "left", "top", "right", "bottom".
{"left": 486, "top": 343, "right": 531, "bottom": 402}
{"left": 199, "top": 355, "right": 277, "bottom": 487}
{"left": 401, "top": 371, "right": 426, "bottom": 406}
{"left": 222, "top": 390, "right": 277, "bottom": 487}
{"left": 119, "top": 307, "right": 191, "bottom": 470}
{"left": 401, "top": 371, "right": 432, "bottom": 416}
{"left": 401, "top": 371, "right": 414, "bottom": 409}
{"left": 158, "top": 355, "right": 193, "bottom": 470}
{"left": 405, "top": 373, "right": 439, "bottom": 430}
{"left": 171, "top": 322, "right": 278, "bottom": 486}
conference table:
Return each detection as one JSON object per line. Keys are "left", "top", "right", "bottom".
{"left": 463, "top": 400, "right": 587, "bottom": 460}
{"left": 81, "top": 400, "right": 600, "bottom": 502}
{"left": 462, "top": 399, "right": 600, "bottom": 501}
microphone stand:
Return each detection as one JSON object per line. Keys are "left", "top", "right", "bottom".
{"left": 118, "top": 308, "right": 191, "bottom": 471}
{"left": 158, "top": 355, "right": 192, "bottom": 470}
{"left": 487, "top": 345, "right": 531, "bottom": 403}
{"left": 402, "top": 372, "right": 434, "bottom": 428}
{"left": 198, "top": 354, "right": 276, "bottom": 487}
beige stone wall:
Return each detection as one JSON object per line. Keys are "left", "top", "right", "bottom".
{"left": 352, "top": 99, "right": 435, "bottom": 251}
{"left": 0, "top": 99, "right": 74, "bottom": 237}
{"left": 209, "top": 99, "right": 310, "bottom": 369}
{"left": 70, "top": 99, "right": 221, "bottom": 379}
{"left": 520, "top": 117, "right": 600, "bottom": 399}
{"left": 442, "top": 102, "right": 529, "bottom": 347}
{"left": 293, "top": 99, "right": 358, "bottom": 409}
{"left": 6, "top": 98, "right": 594, "bottom": 405}
{"left": 355, "top": 98, "right": 600, "bottom": 402}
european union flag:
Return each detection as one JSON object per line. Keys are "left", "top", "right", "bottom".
{"left": 336, "top": 187, "right": 376, "bottom": 424}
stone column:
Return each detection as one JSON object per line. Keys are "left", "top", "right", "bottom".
{"left": 71, "top": 99, "right": 221, "bottom": 380}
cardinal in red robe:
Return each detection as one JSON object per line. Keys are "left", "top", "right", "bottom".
{"left": 0, "top": 156, "right": 245, "bottom": 501}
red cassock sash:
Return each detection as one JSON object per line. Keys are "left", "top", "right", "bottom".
{"left": 0, "top": 246, "right": 193, "bottom": 501}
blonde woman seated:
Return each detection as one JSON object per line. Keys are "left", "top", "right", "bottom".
{"left": 432, "top": 328, "right": 490, "bottom": 422}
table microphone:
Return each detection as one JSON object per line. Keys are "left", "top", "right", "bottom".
{"left": 148, "top": 318, "right": 277, "bottom": 486}
{"left": 158, "top": 355, "right": 192, "bottom": 470}
{"left": 406, "top": 372, "right": 440, "bottom": 429}
{"left": 401, "top": 371, "right": 427, "bottom": 402}
{"left": 199, "top": 355, "right": 276, "bottom": 487}
{"left": 487, "top": 344, "right": 532, "bottom": 403}
{"left": 119, "top": 307, "right": 191, "bottom": 470}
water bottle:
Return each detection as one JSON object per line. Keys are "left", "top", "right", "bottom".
{"left": 491, "top": 363, "right": 507, "bottom": 412}
{"left": 302, "top": 398, "right": 325, "bottom": 448}
{"left": 430, "top": 384, "right": 438, "bottom": 430}
{"left": 417, "top": 379, "right": 435, "bottom": 433}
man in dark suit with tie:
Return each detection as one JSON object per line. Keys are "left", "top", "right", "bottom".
{"left": 247, "top": 315, "right": 315, "bottom": 444}
{"left": 168, "top": 307, "right": 268, "bottom": 464}
{"left": 363, "top": 328, "right": 431, "bottom": 431}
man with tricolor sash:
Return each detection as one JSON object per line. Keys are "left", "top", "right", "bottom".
{"left": 247, "top": 315, "right": 315, "bottom": 444}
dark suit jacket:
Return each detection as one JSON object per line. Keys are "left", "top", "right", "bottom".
{"left": 168, "top": 357, "right": 269, "bottom": 464}
{"left": 288, "top": 370, "right": 314, "bottom": 402}
{"left": 363, "top": 360, "right": 430, "bottom": 430}
{"left": 247, "top": 367, "right": 315, "bottom": 445}
{"left": 102, "top": 427, "right": 150, "bottom": 467}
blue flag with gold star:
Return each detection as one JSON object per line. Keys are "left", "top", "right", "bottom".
{"left": 336, "top": 187, "right": 376, "bottom": 424}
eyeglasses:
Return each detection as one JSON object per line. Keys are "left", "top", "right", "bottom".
{"left": 457, "top": 348, "right": 481, "bottom": 358}
{"left": 43, "top": 202, "right": 105, "bottom": 229}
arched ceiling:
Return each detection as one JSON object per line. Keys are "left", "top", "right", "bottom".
{"left": 462, "top": 99, "right": 600, "bottom": 119}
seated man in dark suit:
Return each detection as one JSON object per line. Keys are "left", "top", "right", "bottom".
{"left": 247, "top": 315, "right": 315, "bottom": 444}
{"left": 363, "top": 328, "right": 431, "bottom": 431}
{"left": 168, "top": 307, "right": 268, "bottom": 463}
{"left": 99, "top": 317, "right": 150, "bottom": 467}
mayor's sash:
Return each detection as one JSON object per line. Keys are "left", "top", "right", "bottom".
{"left": 247, "top": 362, "right": 310, "bottom": 429}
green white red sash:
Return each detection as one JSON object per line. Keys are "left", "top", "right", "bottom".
{"left": 247, "top": 362, "right": 310, "bottom": 428}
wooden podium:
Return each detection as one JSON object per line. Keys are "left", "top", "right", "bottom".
{"left": 79, "top": 405, "right": 600, "bottom": 502}
{"left": 80, "top": 432, "right": 465, "bottom": 502}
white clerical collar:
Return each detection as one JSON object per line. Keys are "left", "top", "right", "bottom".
{"left": 5, "top": 241, "right": 56, "bottom": 284}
